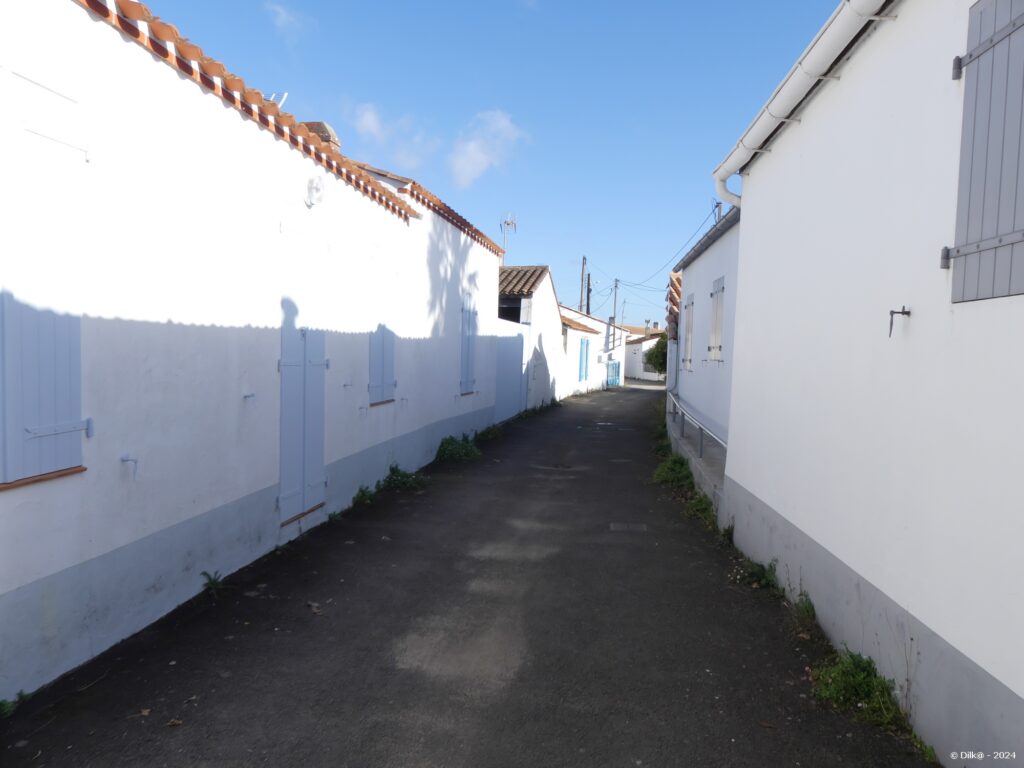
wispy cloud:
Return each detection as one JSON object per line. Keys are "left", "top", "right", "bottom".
{"left": 449, "top": 110, "right": 525, "bottom": 189}
{"left": 347, "top": 102, "right": 441, "bottom": 172}
{"left": 264, "top": 2, "right": 301, "bottom": 36}
{"left": 354, "top": 104, "right": 388, "bottom": 143}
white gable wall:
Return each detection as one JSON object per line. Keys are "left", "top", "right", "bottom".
{"left": 0, "top": 0, "right": 508, "bottom": 699}
{"left": 723, "top": 0, "right": 1023, "bottom": 755}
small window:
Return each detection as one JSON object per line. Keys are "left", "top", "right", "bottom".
{"left": 683, "top": 294, "right": 694, "bottom": 371}
{"left": 460, "top": 298, "right": 477, "bottom": 394}
{"left": 1, "top": 293, "right": 86, "bottom": 486}
{"left": 708, "top": 278, "right": 724, "bottom": 362}
{"left": 368, "top": 324, "right": 396, "bottom": 405}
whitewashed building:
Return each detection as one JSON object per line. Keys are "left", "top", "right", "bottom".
{"left": 0, "top": 0, "right": 516, "bottom": 699}
{"left": 709, "top": 0, "right": 1023, "bottom": 758}
{"left": 624, "top": 334, "right": 665, "bottom": 382}
{"left": 557, "top": 307, "right": 626, "bottom": 397}
{"left": 497, "top": 266, "right": 563, "bottom": 410}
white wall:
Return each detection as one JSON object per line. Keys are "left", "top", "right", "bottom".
{"left": 726, "top": 0, "right": 1023, "bottom": 705}
{"left": 557, "top": 307, "right": 627, "bottom": 398}
{"left": 0, "top": 0, "right": 510, "bottom": 698}
{"left": 675, "top": 224, "right": 739, "bottom": 441}
{"left": 522, "top": 274, "right": 563, "bottom": 408}
{"left": 625, "top": 337, "right": 666, "bottom": 382}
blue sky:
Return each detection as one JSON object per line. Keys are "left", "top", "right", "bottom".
{"left": 150, "top": 1, "right": 836, "bottom": 325}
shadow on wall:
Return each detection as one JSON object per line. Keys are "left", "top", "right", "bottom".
{"left": 427, "top": 213, "right": 478, "bottom": 338}
{"left": 527, "top": 341, "right": 558, "bottom": 408}
{"left": 0, "top": 289, "right": 537, "bottom": 700}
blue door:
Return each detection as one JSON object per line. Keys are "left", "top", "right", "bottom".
{"left": 279, "top": 323, "right": 326, "bottom": 528}
{"left": 607, "top": 360, "right": 621, "bottom": 387}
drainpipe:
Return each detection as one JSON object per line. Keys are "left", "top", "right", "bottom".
{"left": 712, "top": 0, "right": 891, "bottom": 207}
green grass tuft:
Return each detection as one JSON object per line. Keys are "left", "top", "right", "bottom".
{"left": 436, "top": 434, "right": 482, "bottom": 463}
{"left": 812, "top": 648, "right": 909, "bottom": 733}
{"left": 687, "top": 493, "right": 716, "bottom": 530}
{"left": 378, "top": 464, "right": 424, "bottom": 492}
{"left": 201, "top": 570, "right": 225, "bottom": 599}
{"left": 794, "top": 591, "right": 817, "bottom": 631}
{"left": 352, "top": 485, "right": 374, "bottom": 507}
{"left": 653, "top": 454, "right": 694, "bottom": 493}
{"left": 0, "top": 700, "right": 13, "bottom": 718}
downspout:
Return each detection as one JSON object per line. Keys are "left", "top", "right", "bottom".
{"left": 712, "top": 0, "right": 891, "bottom": 207}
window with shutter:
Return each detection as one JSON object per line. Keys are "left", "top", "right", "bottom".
{"left": 708, "top": 278, "right": 725, "bottom": 362}
{"left": 460, "top": 298, "right": 476, "bottom": 395}
{"left": 947, "top": 0, "right": 1024, "bottom": 301}
{"left": 1, "top": 292, "right": 87, "bottom": 486}
{"left": 683, "top": 293, "right": 694, "bottom": 371}
{"left": 368, "top": 324, "right": 396, "bottom": 405}
{"left": 578, "top": 338, "right": 589, "bottom": 382}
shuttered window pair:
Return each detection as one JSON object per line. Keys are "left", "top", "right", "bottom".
{"left": 1, "top": 293, "right": 86, "bottom": 485}
{"left": 949, "top": 0, "right": 1024, "bottom": 301}
{"left": 708, "top": 278, "right": 725, "bottom": 362}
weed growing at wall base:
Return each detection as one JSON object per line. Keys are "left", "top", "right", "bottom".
{"left": 436, "top": 434, "right": 482, "bottom": 462}
{"left": 352, "top": 486, "right": 374, "bottom": 507}
{"left": 653, "top": 454, "right": 694, "bottom": 492}
{"left": 812, "top": 648, "right": 909, "bottom": 732}
{"left": 201, "top": 570, "right": 225, "bottom": 599}
{"left": 377, "top": 465, "right": 424, "bottom": 492}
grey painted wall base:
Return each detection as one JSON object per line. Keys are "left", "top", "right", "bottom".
{"left": 722, "top": 475, "right": 1024, "bottom": 765}
{"left": 665, "top": 406, "right": 726, "bottom": 509}
{"left": 0, "top": 404, "right": 496, "bottom": 700}
{"left": 0, "top": 483, "right": 280, "bottom": 699}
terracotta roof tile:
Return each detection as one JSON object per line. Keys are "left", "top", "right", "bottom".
{"left": 626, "top": 333, "right": 666, "bottom": 346}
{"left": 499, "top": 266, "right": 549, "bottom": 296}
{"left": 71, "top": 0, "right": 417, "bottom": 222}
{"left": 560, "top": 314, "right": 599, "bottom": 334}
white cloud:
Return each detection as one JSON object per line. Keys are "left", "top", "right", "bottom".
{"left": 264, "top": 2, "right": 300, "bottom": 34}
{"left": 449, "top": 110, "right": 525, "bottom": 189}
{"left": 347, "top": 102, "right": 441, "bottom": 172}
{"left": 354, "top": 104, "right": 387, "bottom": 143}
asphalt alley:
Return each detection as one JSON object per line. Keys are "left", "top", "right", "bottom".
{"left": 1, "top": 388, "right": 931, "bottom": 767}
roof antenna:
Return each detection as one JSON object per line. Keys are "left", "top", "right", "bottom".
{"left": 500, "top": 214, "right": 516, "bottom": 266}
{"left": 712, "top": 198, "right": 723, "bottom": 223}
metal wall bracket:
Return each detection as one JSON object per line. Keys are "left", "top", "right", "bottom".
{"left": 940, "top": 246, "right": 951, "bottom": 269}
{"left": 25, "top": 418, "right": 93, "bottom": 439}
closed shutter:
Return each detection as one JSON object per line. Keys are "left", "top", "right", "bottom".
{"left": 709, "top": 278, "right": 724, "bottom": 361}
{"left": 578, "top": 338, "right": 586, "bottom": 381}
{"left": 460, "top": 301, "right": 476, "bottom": 394}
{"left": 684, "top": 294, "right": 694, "bottom": 370}
{"left": 368, "top": 325, "right": 396, "bottom": 404}
{"left": 950, "top": 0, "right": 1024, "bottom": 301}
{"left": 1, "top": 293, "right": 85, "bottom": 484}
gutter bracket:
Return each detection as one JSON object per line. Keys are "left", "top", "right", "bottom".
{"left": 952, "top": 56, "right": 963, "bottom": 80}
{"left": 940, "top": 246, "right": 951, "bottom": 269}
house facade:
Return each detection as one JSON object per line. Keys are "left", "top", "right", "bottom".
{"left": 557, "top": 307, "right": 626, "bottom": 397}
{"left": 624, "top": 334, "right": 665, "bottom": 382}
{"left": 498, "top": 266, "right": 563, "bottom": 409}
{"left": 709, "top": 0, "right": 1023, "bottom": 759}
{"left": 0, "top": 0, "right": 514, "bottom": 699}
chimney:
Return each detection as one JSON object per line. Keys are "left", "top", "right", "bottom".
{"left": 300, "top": 121, "right": 341, "bottom": 152}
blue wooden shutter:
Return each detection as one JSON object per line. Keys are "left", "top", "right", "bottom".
{"left": 950, "top": 0, "right": 1024, "bottom": 301}
{"left": 0, "top": 293, "right": 84, "bottom": 483}
{"left": 460, "top": 301, "right": 476, "bottom": 394}
{"left": 368, "top": 325, "right": 395, "bottom": 404}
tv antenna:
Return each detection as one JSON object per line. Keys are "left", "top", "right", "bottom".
{"left": 500, "top": 214, "right": 517, "bottom": 251}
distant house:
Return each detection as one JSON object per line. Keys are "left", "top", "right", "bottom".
{"left": 664, "top": 206, "right": 739, "bottom": 500}
{"left": 557, "top": 306, "right": 627, "bottom": 396}
{"left": 0, "top": 0, "right": 516, "bottom": 701}
{"left": 703, "top": 0, "right": 1023, "bottom": 758}
{"left": 497, "top": 266, "right": 562, "bottom": 409}
{"left": 624, "top": 333, "right": 666, "bottom": 382}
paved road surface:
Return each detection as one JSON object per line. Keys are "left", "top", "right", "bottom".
{"left": 1, "top": 388, "right": 929, "bottom": 767}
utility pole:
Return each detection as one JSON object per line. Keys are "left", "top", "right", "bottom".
{"left": 612, "top": 278, "right": 620, "bottom": 348}
{"left": 586, "top": 274, "right": 592, "bottom": 315}
{"left": 579, "top": 255, "right": 587, "bottom": 312}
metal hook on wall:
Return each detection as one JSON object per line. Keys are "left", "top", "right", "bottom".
{"left": 889, "top": 305, "right": 911, "bottom": 338}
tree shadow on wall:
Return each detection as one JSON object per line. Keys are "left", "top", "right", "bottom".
{"left": 426, "top": 213, "right": 478, "bottom": 339}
